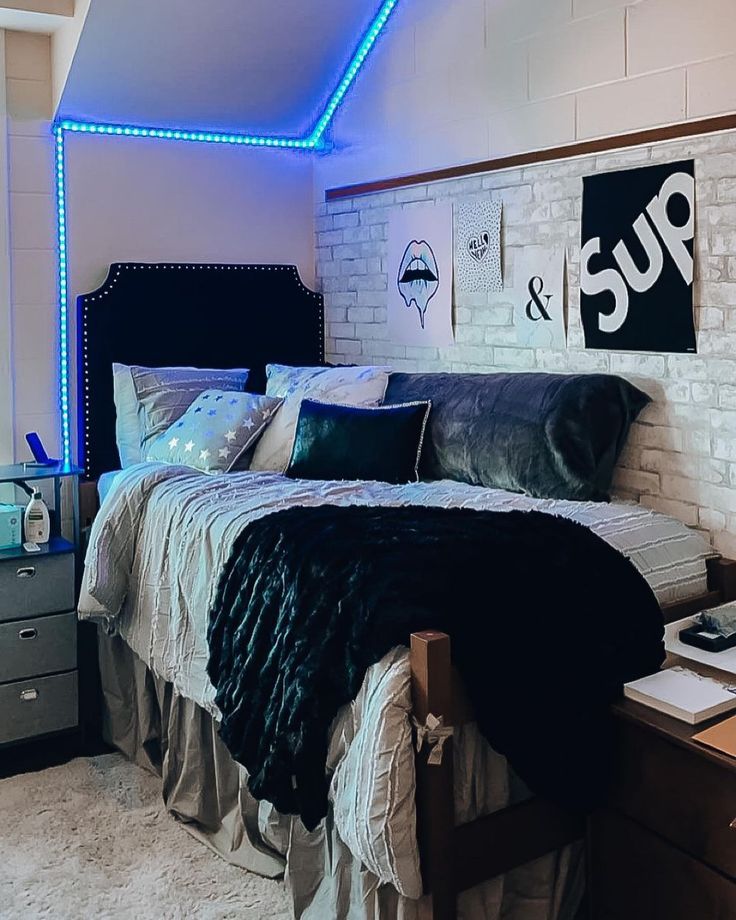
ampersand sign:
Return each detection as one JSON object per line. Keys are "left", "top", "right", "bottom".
{"left": 525, "top": 276, "right": 553, "bottom": 322}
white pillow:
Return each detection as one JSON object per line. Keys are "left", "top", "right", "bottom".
{"left": 329, "top": 648, "right": 422, "bottom": 899}
{"left": 249, "top": 364, "right": 391, "bottom": 472}
{"left": 112, "top": 364, "right": 250, "bottom": 467}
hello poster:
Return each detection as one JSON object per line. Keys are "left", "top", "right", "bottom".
{"left": 387, "top": 203, "right": 454, "bottom": 346}
{"left": 455, "top": 199, "right": 503, "bottom": 292}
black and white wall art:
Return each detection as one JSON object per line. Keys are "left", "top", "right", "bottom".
{"left": 388, "top": 203, "right": 454, "bottom": 346}
{"left": 455, "top": 199, "right": 502, "bottom": 292}
{"left": 515, "top": 248, "right": 567, "bottom": 349}
{"left": 581, "top": 160, "right": 696, "bottom": 353}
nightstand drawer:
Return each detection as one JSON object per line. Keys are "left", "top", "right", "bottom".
{"left": 0, "top": 671, "right": 78, "bottom": 745}
{"left": 612, "top": 719, "right": 736, "bottom": 880}
{"left": 590, "top": 809, "right": 736, "bottom": 919}
{"left": 0, "top": 612, "right": 77, "bottom": 683}
{"left": 0, "top": 553, "right": 75, "bottom": 622}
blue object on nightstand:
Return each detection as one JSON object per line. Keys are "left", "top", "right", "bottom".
{"left": 0, "top": 503, "right": 23, "bottom": 550}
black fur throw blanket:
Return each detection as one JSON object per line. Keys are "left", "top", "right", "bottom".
{"left": 207, "top": 504, "right": 664, "bottom": 831}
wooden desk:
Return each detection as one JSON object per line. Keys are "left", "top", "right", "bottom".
{"left": 588, "top": 697, "right": 736, "bottom": 919}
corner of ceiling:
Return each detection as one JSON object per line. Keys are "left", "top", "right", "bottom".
{"left": 52, "top": 0, "right": 400, "bottom": 147}
{"left": 50, "top": 0, "right": 90, "bottom": 115}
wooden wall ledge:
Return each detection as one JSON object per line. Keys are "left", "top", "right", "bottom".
{"left": 325, "top": 113, "right": 736, "bottom": 201}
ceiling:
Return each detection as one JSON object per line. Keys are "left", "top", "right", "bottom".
{"left": 57, "top": 0, "right": 387, "bottom": 137}
{"left": 0, "top": 0, "right": 72, "bottom": 32}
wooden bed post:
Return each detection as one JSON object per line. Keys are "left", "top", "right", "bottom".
{"left": 411, "top": 631, "right": 457, "bottom": 920}
{"left": 707, "top": 556, "right": 736, "bottom": 602}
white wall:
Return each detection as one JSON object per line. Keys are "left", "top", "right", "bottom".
{"left": 65, "top": 133, "right": 315, "bottom": 300}
{"left": 1, "top": 29, "right": 316, "bottom": 464}
{"left": 0, "top": 32, "right": 13, "bottom": 464}
{"left": 50, "top": 0, "right": 89, "bottom": 111}
{"left": 5, "top": 29, "right": 55, "bottom": 462}
{"left": 315, "top": 0, "right": 736, "bottom": 194}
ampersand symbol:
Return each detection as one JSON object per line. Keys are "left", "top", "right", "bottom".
{"left": 525, "top": 276, "right": 553, "bottom": 321}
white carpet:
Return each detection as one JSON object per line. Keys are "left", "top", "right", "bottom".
{"left": 0, "top": 754, "right": 292, "bottom": 920}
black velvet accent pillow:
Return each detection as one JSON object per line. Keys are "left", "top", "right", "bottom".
{"left": 286, "top": 398, "right": 431, "bottom": 484}
{"left": 384, "top": 372, "right": 650, "bottom": 501}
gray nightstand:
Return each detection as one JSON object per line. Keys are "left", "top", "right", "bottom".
{"left": 0, "top": 463, "right": 81, "bottom": 749}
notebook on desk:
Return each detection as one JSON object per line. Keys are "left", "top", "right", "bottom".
{"left": 624, "top": 666, "right": 736, "bottom": 724}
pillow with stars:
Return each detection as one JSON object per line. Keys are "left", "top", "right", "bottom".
{"left": 146, "top": 389, "right": 283, "bottom": 474}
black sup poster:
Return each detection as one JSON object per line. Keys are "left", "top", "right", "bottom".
{"left": 581, "top": 160, "right": 696, "bottom": 353}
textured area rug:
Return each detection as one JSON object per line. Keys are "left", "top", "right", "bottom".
{"left": 0, "top": 754, "right": 292, "bottom": 919}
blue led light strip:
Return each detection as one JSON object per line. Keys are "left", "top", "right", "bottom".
{"left": 57, "top": 0, "right": 400, "bottom": 150}
{"left": 59, "top": 120, "right": 318, "bottom": 148}
{"left": 54, "top": 124, "right": 71, "bottom": 466}
{"left": 53, "top": 0, "right": 400, "bottom": 465}
{"left": 309, "top": 0, "right": 398, "bottom": 146}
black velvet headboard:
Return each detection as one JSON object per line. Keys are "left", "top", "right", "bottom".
{"left": 78, "top": 262, "right": 324, "bottom": 480}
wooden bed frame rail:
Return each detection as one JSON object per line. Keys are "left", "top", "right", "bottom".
{"left": 411, "top": 631, "right": 584, "bottom": 920}
{"left": 409, "top": 556, "right": 736, "bottom": 920}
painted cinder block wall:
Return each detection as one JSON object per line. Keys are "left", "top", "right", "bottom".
{"left": 314, "top": 0, "right": 736, "bottom": 556}
{"left": 315, "top": 0, "right": 736, "bottom": 192}
{"left": 2, "top": 30, "right": 316, "bottom": 464}
{"left": 5, "top": 30, "right": 56, "bottom": 464}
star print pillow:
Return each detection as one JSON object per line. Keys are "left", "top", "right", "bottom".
{"left": 146, "top": 390, "right": 283, "bottom": 474}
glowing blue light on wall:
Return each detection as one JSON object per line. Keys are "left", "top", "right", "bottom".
{"left": 53, "top": 0, "right": 401, "bottom": 466}
{"left": 58, "top": 0, "right": 400, "bottom": 151}
{"left": 309, "top": 0, "right": 398, "bottom": 146}
{"left": 59, "top": 120, "right": 319, "bottom": 149}
{"left": 54, "top": 124, "right": 72, "bottom": 466}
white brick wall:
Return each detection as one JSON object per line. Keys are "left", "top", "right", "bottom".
{"left": 316, "top": 131, "right": 736, "bottom": 556}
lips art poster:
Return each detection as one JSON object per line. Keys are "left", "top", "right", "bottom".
{"left": 388, "top": 202, "right": 454, "bottom": 346}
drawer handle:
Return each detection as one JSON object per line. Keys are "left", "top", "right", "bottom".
{"left": 16, "top": 566, "right": 36, "bottom": 579}
{"left": 19, "top": 688, "right": 38, "bottom": 702}
{"left": 18, "top": 628, "right": 37, "bottom": 640}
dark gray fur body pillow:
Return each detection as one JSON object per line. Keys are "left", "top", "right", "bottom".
{"left": 384, "top": 371, "right": 650, "bottom": 501}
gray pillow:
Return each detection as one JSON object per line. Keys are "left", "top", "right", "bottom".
{"left": 146, "top": 390, "right": 282, "bottom": 474}
{"left": 384, "top": 371, "right": 650, "bottom": 501}
{"left": 112, "top": 363, "right": 250, "bottom": 467}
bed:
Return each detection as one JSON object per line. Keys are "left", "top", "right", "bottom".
{"left": 76, "top": 263, "right": 736, "bottom": 920}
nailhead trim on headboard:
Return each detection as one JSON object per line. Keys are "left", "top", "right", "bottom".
{"left": 79, "top": 262, "right": 324, "bottom": 479}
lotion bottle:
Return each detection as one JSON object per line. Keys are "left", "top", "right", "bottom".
{"left": 24, "top": 491, "right": 50, "bottom": 543}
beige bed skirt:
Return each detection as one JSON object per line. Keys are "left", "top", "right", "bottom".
{"left": 97, "top": 629, "right": 285, "bottom": 877}
{"left": 97, "top": 628, "right": 584, "bottom": 920}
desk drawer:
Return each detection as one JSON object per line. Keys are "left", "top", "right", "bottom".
{"left": 0, "top": 612, "right": 76, "bottom": 683}
{"left": 0, "top": 553, "right": 75, "bottom": 622}
{"left": 0, "top": 671, "right": 77, "bottom": 745}
{"left": 590, "top": 809, "right": 736, "bottom": 919}
{"left": 612, "top": 719, "right": 736, "bottom": 880}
